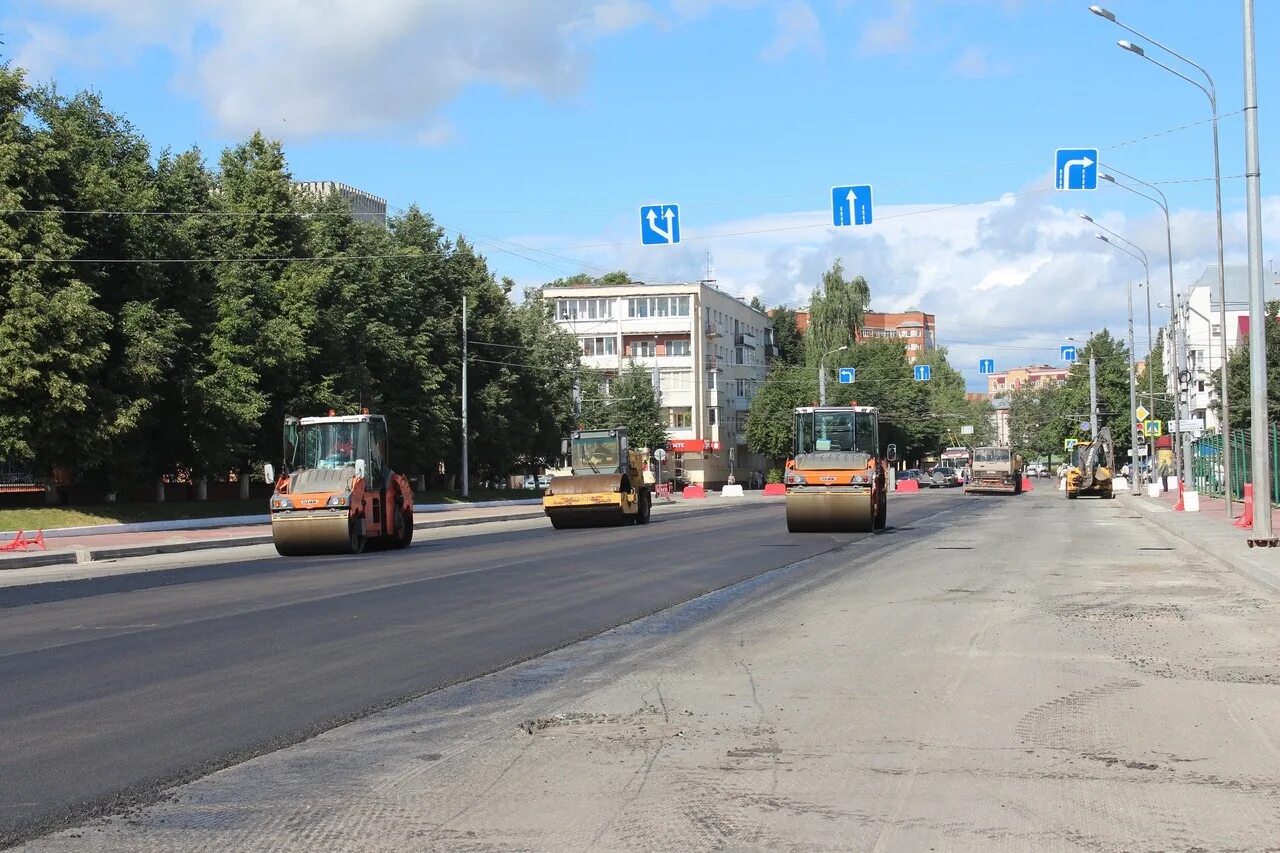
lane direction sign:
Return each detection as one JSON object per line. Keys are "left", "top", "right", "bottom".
{"left": 1060, "top": 344, "right": 1077, "bottom": 363}
{"left": 978, "top": 358, "right": 995, "bottom": 375}
{"left": 838, "top": 367, "right": 856, "bottom": 384}
{"left": 1055, "top": 148, "right": 1098, "bottom": 190}
{"left": 914, "top": 364, "right": 931, "bottom": 382}
{"left": 640, "top": 204, "right": 680, "bottom": 245}
{"left": 831, "top": 185, "right": 873, "bottom": 226}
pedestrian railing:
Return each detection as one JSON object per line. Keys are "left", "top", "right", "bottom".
{"left": 1191, "top": 423, "right": 1279, "bottom": 506}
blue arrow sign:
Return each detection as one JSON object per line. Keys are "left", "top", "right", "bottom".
{"left": 640, "top": 204, "right": 680, "bottom": 245}
{"left": 831, "top": 185, "right": 873, "bottom": 226}
{"left": 978, "top": 358, "right": 995, "bottom": 375}
{"left": 1060, "top": 344, "right": 1077, "bottom": 363}
{"left": 1055, "top": 148, "right": 1098, "bottom": 190}
{"left": 838, "top": 367, "right": 856, "bottom": 384}
{"left": 914, "top": 364, "right": 931, "bottom": 382}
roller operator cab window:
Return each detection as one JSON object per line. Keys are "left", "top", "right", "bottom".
{"left": 571, "top": 435, "right": 620, "bottom": 473}
{"left": 795, "top": 410, "right": 877, "bottom": 455}
{"left": 288, "top": 422, "right": 370, "bottom": 471}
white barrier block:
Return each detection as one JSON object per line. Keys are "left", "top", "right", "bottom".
{"left": 1058, "top": 479, "right": 1066, "bottom": 491}
{"left": 1147, "top": 483, "right": 1161, "bottom": 498}
{"left": 1113, "top": 476, "right": 1128, "bottom": 491}
{"left": 721, "top": 484, "right": 745, "bottom": 497}
{"left": 1183, "top": 491, "right": 1200, "bottom": 512}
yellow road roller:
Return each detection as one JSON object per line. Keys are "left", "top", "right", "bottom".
{"left": 543, "top": 428, "right": 651, "bottom": 529}
{"left": 784, "top": 406, "right": 892, "bottom": 533}
{"left": 267, "top": 412, "right": 415, "bottom": 555}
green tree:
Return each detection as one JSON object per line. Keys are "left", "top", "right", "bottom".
{"left": 805, "top": 259, "right": 870, "bottom": 370}
{"left": 745, "top": 366, "right": 817, "bottom": 465}
{"left": 1222, "top": 300, "right": 1280, "bottom": 431}
{"left": 609, "top": 361, "right": 666, "bottom": 453}
{"left": 1136, "top": 329, "right": 1174, "bottom": 424}
{"left": 768, "top": 306, "right": 803, "bottom": 366}
{"left": 1058, "top": 330, "right": 1135, "bottom": 455}
{"left": 1008, "top": 383, "right": 1070, "bottom": 462}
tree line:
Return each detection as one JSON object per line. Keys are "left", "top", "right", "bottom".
{"left": 0, "top": 65, "right": 583, "bottom": 498}
{"left": 745, "top": 260, "right": 997, "bottom": 474}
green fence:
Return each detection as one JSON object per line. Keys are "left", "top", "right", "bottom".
{"left": 1191, "top": 423, "right": 1280, "bottom": 505}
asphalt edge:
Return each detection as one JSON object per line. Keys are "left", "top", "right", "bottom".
{"left": 1121, "top": 493, "right": 1280, "bottom": 596}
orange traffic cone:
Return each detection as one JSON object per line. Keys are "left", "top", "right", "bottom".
{"left": 1234, "top": 484, "right": 1254, "bottom": 529}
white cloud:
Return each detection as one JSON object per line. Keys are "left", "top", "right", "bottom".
{"left": 759, "top": 0, "right": 823, "bottom": 62}
{"left": 505, "top": 189, "right": 1280, "bottom": 387}
{"left": 415, "top": 119, "right": 459, "bottom": 148}
{"left": 669, "top": 0, "right": 763, "bottom": 19}
{"left": 950, "top": 46, "right": 1010, "bottom": 79}
{"left": 857, "top": 0, "right": 914, "bottom": 57}
{"left": 13, "top": 0, "right": 657, "bottom": 138}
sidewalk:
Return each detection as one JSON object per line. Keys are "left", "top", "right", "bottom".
{"left": 0, "top": 493, "right": 783, "bottom": 571}
{"left": 1123, "top": 484, "right": 1280, "bottom": 594}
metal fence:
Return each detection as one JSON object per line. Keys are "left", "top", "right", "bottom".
{"left": 1191, "top": 423, "right": 1280, "bottom": 505}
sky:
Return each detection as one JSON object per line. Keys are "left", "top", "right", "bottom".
{"left": 5, "top": 0, "right": 1280, "bottom": 391}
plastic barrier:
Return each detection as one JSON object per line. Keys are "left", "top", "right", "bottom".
{"left": 0, "top": 529, "right": 45, "bottom": 552}
{"left": 897, "top": 479, "right": 920, "bottom": 492}
{"left": 721, "top": 484, "right": 745, "bottom": 497}
{"left": 682, "top": 484, "right": 707, "bottom": 499}
{"left": 1113, "top": 476, "right": 1128, "bottom": 491}
{"left": 1182, "top": 491, "right": 1200, "bottom": 512}
{"left": 762, "top": 483, "right": 787, "bottom": 496}
{"left": 1021, "top": 476, "right": 1034, "bottom": 492}
{"left": 1234, "top": 484, "right": 1254, "bottom": 529}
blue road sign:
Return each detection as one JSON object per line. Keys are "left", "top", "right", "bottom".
{"left": 838, "top": 367, "right": 856, "bottom": 384}
{"left": 640, "top": 204, "right": 680, "bottom": 245}
{"left": 1055, "top": 148, "right": 1098, "bottom": 190}
{"left": 831, "top": 185, "right": 873, "bottom": 226}
{"left": 978, "top": 358, "right": 995, "bottom": 375}
{"left": 1060, "top": 344, "right": 1077, "bottom": 363}
{"left": 914, "top": 364, "right": 931, "bottom": 382}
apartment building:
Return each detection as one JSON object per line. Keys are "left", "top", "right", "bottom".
{"left": 794, "top": 308, "right": 937, "bottom": 361}
{"left": 293, "top": 181, "right": 388, "bottom": 226}
{"left": 1171, "top": 264, "right": 1280, "bottom": 432}
{"left": 986, "top": 365, "right": 1069, "bottom": 400}
{"left": 550, "top": 281, "right": 771, "bottom": 487}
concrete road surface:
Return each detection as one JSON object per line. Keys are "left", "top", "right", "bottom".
{"left": 0, "top": 491, "right": 959, "bottom": 848}
{"left": 13, "top": 488, "right": 1280, "bottom": 850}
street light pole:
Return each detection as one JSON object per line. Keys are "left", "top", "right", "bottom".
{"left": 1089, "top": 7, "right": 1231, "bottom": 513}
{"left": 1242, "top": 0, "right": 1273, "bottom": 540}
{"left": 1097, "top": 170, "right": 1194, "bottom": 506}
{"left": 818, "top": 345, "right": 849, "bottom": 406}
{"left": 1095, "top": 235, "right": 1143, "bottom": 495}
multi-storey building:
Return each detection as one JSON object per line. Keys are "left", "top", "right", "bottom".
{"left": 793, "top": 308, "right": 937, "bottom": 362}
{"left": 1170, "top": 264, "right": 1280, "bottom": 432}
{"left": 986, "top": 365, "right": 1069, "bottom": 400}
{"left": 293, "top": 181, "right": 388, "bottom": 226}
{"left": 549, "top": 281, "right": 771, "bottom": 487}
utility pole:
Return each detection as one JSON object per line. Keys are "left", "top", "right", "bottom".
{"left": 461, "top": 293, "right": 470, "bottom": 499}
{"left": 1242, "top": 0, "right": 1273, "bottom": 540}
{"left": 1089, "top": 352, "right": 1099, "bottom": 439}
{"left": 1126, "top": 282, "right": 1141, "bottom": 495}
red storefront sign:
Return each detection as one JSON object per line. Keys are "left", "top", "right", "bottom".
{"left": 667, "top": 439, "right": 706, "bottom": 452}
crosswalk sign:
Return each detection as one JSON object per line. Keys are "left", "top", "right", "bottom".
{"left": 1064, "top": 438, "right": 1078, "bottom": 451}
{"left": 1144, "top": 419, "right": 1163, "bottom": 437}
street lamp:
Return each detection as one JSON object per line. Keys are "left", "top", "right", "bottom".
{"left": 1095, "top": 234, "right": 1144, "bottom": 496}
{"left": 1080, "top": 213, "right": 1155, "bottom": 414}
{"left": 1088, "top": 5, "right": 1231, "bottom": 512}
{"left": 818, "top": 345, "right": 849, "bottom": 406}
{"left": 1097, "top": 170, "right": 1201, "bottom": 507}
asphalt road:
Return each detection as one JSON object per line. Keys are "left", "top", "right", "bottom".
{"left": 0, "top": 490, "right": 971, "bottom": 847}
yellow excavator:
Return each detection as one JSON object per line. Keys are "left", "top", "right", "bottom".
{"left": 1066, "top": 427, "right": 1115, "bottom": 500}
{"left": 543, "top": 428, "right": 652, "bottom": 528}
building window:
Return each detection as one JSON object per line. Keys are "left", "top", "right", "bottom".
{"left": 735, "top": 347, "right": 745, "bottom": 365}
{"left": 627, "top": 296, "right": 691, "bottom": 318}
{"left": 558, "top": 298, "right": 612, "bottom": 320}
{"left": 666, "top": 339, "right": 691, "bottom": 356}
{"left": 706, "top": 372, "right": 717, "bottom": 391}
{"left": 708, "top": 408, "right": 718, "bottom": 426}
{"left": 736, "top": 379, "right": 750, "bottom": 397}
{"left": 580, "top": 337, "right": 617, "bottom": 356}
{"left": 734, "top": 413, "right": 748, "bottom": 433}
{"left": 665, "top": 407, "right": 692, "bottom": 428}
{"left": 660, "top": 370, "right": 692, "bottom": 395}
{"left": 632, "top": 340, "right": 655, "bottom": 357}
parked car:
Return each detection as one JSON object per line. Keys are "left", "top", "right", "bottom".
{"left": 927, "top": 466, "right": 959, "bottom": 488}
{"left": 898, "top": 468, "right": 923, "bottom": 482}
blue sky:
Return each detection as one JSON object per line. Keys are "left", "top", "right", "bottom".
{"left": 5, "top": 0, "right": 1279, "bottom": 389}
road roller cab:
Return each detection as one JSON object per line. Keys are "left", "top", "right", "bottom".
{"left": 785, "top": 406, "right": 891, "bottom": 533}
{"left": 268, "top": 412, "right": 415, "bottom": 555}
{"left": 543, "top": 428, "right": 652, "bottom": 529}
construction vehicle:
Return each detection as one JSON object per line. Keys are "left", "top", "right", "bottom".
{"left": 543, "top": 428, "right": 652, "bottom": 528}
{"left": 965, "top": 446, "right": 1024, "bottom": 495}
{"left": 268, "top": 412, "right": 415, "bottom": 555}
{"left": 784, "top": 406, "right": 892, "bottom": 532}
{"left": 1065, "top": 427, "right": 1115, "bottom": 500}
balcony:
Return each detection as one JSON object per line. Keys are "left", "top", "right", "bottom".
{"left": 705, "top": 355, "right": 723, "bottom": 373}
{"left": 735, "top": 332, "right": 756, "bottom": 349}
{"left": 705, "top": 322, "right": 723, "bottom": 338}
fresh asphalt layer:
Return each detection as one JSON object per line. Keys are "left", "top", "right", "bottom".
{"left": 0, "top": 489, "right": 972, "bottom": 847}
